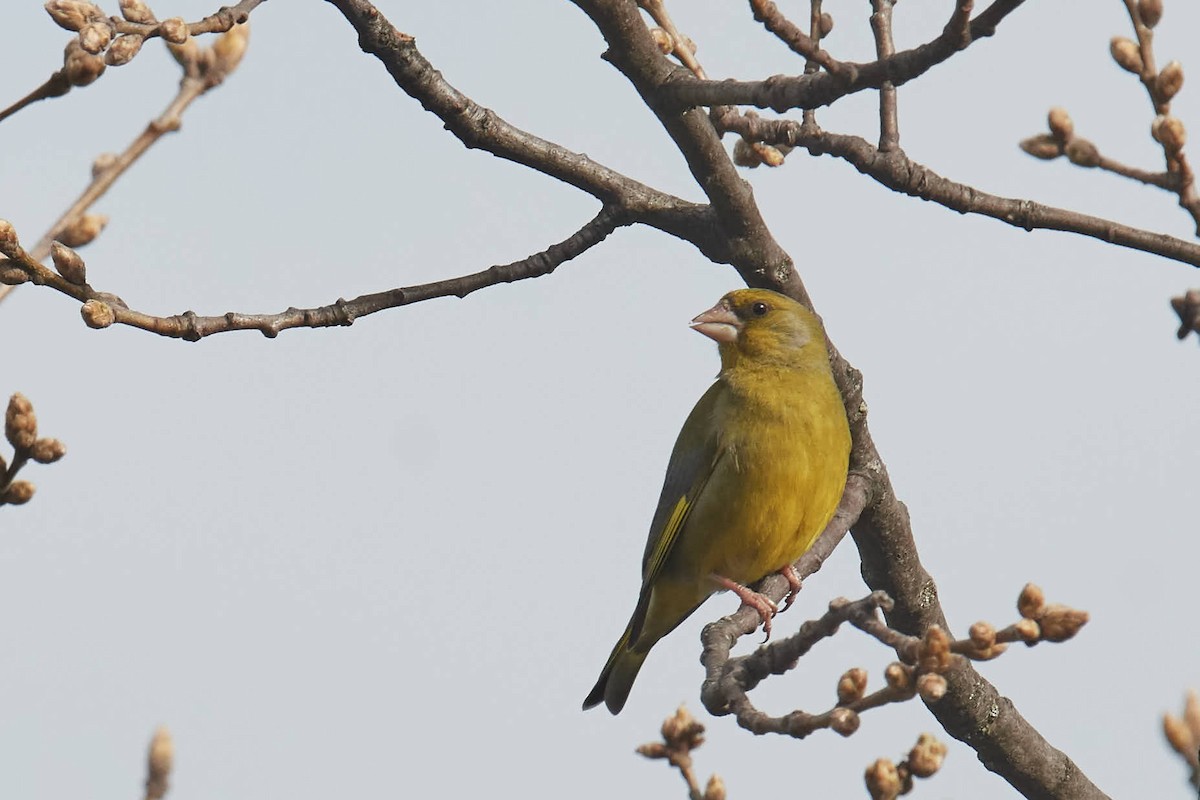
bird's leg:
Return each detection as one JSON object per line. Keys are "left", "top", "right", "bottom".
{"left": 711, "top": 574, "right": 778, "bottom": 640}
{"left": 780, "top": 564, "right": 803, "bottom": 611}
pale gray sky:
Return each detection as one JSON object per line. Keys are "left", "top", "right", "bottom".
{"left": 2, "top": 2, "right": 1198, "bottom": 798}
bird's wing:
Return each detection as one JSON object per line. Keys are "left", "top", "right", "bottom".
{"left": 630, "top": 381, "right": 725, "bottom": 643}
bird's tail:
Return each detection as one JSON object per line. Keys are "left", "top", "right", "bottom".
{"left": 582, "top": 624, "right": 648, "bottom": 715}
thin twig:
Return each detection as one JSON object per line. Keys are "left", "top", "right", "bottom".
{"left": 868, "top": 0, "right": 900, "bottom": 151}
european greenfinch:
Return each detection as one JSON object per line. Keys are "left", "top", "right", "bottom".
{"left": 583, "top": 288, "right": 851, "bottom": 714}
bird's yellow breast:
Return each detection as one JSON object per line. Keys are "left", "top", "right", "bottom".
{"left": 661, "top": 365, "right": 850, "bottom": 590}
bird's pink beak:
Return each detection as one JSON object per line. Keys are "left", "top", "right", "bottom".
{"left": 690, "top": 301, "right": 741, "bottom": 344}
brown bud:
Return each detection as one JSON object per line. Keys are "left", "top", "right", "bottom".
{"left": 1184, "top": 689, "right": 1200, "bottom": 738}
{"left": 829, "top": 707, "right": 860, "bottom": 737}
{"left": 1037, "top": 604, "right": 1089, "bottom": 642}
{"left": 45, "top": 0, "right": 102, "bottom": 31}
{"left": 0, "top": 219, "right": 21, "bottom": 258}
{"left": 211, "top": 23, "right": 250, "bottom": 75}
{"left": 1156, "top": 61, "right": 1185, "bottom": 103}
{"left": 1019, "top": 133, "right": 1062, "bottom": 160}
{"left": 635, "top": 742, "right": 668, "bottom": 759}
{"left": 703, "top": 774, "right": 726, "bottom": 800}
{"left": 6, "top": 393, "right": 38, "bottom": 450}
{"left": 1164, "top": 713, "right": 1196, "bottom": 757}
{"left": 916, "top": 673, "right": 947, "bottom": 703}
{"left": 1014, "top": 618, "right": 1041, "bottom": 643}
{"left": 63, "top": 40, "right": 106, "bottom": 86}
{"left": 968, "top": 621, "right": 996, "bottom": 649}
{"left": 105, "top": 34, "right": 144, "bottom": 66}
{"left": 837, "top": 667, "right": 869, "bottom": 704}
{"left": 81, "top": 299, "right": 116, "bottom": 329}
{"left": 29, "top": 438, "right": 67, "bottom": 464}
{"left": 649, "top": 26, "right": 673, "bottom": 54}
{"left": 907, "top": 733, "right": 948, "bottom": 778}
{"left": 78, "top": 22, "right": 112, "bottom": 54}
{"left": 818, "top": 12, "right": 834, "bottom": 37}
{"left": 864, "top": 758, "right": 901, "bottom": 800}
{"left": 145, "top": 726, "right": 173, "bottom": 800}
{"left": 1138, "top": 0, "right": 1163, "bottom": 28}
{"left": 919, "top": 625, "right": 951, "bottom": 672}
{"left": 732, "top": 138, "right": 761, "bottom": 168}
{"left": 884, "top": 662, "right": 912, "bottom": 691}
{"left": 51, "top": 242, "right": 87, "bottom": 285}
{"left": 1065, "top": 138, "right": 1100, "bottom": 168}
{"left": 159, "top": 17, "right": 189, "bottom": 45}
{"left": 57, "top": 214, "right": 107, "bottom": 248}
{"left": 661, "top": 704, "right": 703, "bottom": 748}
{"left": 1017, "top": 583, "right": 1045, "bottom": 619}
{"left": 2, "top": 480, "right": 36, "bottom": 506}
{"left": 1110, "top": 37, "right": 1144, "bottom": 74}
{"left": 92, "top": 152, "right": 118, "bottom": 177}
{"left": 119, "top": 0, "right": 156, "bottom": 24}
{"left": 1047, "top": 107, "right": 1074, "bottom": 142}
{"left": 0, "top": 264, "right": 29, "bottom": 285}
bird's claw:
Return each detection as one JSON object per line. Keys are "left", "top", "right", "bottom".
{"left": 780, "top": 564, "right": 803, "bottom": 612}
{"left": 712, "top": 574, "right": 779, "bottom": 641}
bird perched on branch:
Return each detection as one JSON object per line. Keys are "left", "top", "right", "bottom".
{"left": 583, "top": 288, "right": 851, "bottom": 714}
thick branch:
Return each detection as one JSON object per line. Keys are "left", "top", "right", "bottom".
{"left": 659, "top": 0, "right": 1025, "bottom": 112}
{"left": 323, "top": 0, "right": 724, "bottom": 259}
{"left": 718, "top": 112, "right": 1200, "bottom": 269}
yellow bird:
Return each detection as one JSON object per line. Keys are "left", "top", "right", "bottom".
{"left": 583, "top": 288, "right": 851, "bottom": 714}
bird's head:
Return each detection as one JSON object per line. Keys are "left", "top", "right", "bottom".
{"left": 690, "top": 288, "right": 827, "bottom": 369}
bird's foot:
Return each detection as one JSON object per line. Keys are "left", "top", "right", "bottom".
{"left": 712, "top": 574, "right": 778, "bottom": 641}
{"left": 780, "top": 564, "right": 803, "bottom": 612}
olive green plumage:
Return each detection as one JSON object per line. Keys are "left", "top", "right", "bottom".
{"left": 583, "top": 288, "right": 851, "bottom": 714}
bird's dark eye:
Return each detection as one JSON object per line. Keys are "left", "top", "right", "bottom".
{"left": 751, "top": 301, "right": 769, "bottom": 317}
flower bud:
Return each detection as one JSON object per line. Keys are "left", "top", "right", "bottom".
{"left": 916, "top": 673, "right": 947, "bottom": 703}
{"left": 58, "top": 214, "right": 107, "bottom": 248}
{"left": 211, "top": 23, "right": 250, "bottom": 75}
{"left": 159, "top": 17, "right": 189, "bottom": 45}
{"left": 2, "top": 480, "right": 36, "bottom": 505}
{"left": 105, "top": 34, "right": 144, "bottom": 66}
{"left": 0, "top": 219, "right": 21, "bottom": 258}
{"left": 64, "top": 40, "right": 106, "bottom": 86}
{"left": 29, "top": 438, "right": 67, "bottom": 464}
{"left": 864, "top": 758, "right": 901, "bottom": 800}
{"left": 703, "top": 774, "right": 726, "bottom": 800}
{"left": 919, "top": 625, "right": 951, "bottom": 672}
{"left": 6, "top": 393, "right": 37, "bottom": 449}
{"left": 733, "top": 138, "right": 761, "bottom": 168}
{"left": 1065, "top": 138, "right": 1100, "bottom": 168}
{"left": 1037, "top": 604, "right": 1089, "bottom": 642}
{"left": 1110, "top": 37, "right": 1144, "bottom": 74}
{"left": 884, "top": 662, "right": 912, "bottom": 691}
{"left": 968, "top": 621, "right": 996, "bottom": 649}
{"left": 119, "top": 0, "right": 156, "bottom": 24}
{"left": 1163, "top": 713, "right": 1195, "bottom": 756}
{"left": 1019, "top": 134, "right": 1062, "bottom": 160}
{"left": 145, "top": 727, "right": 173, "bottom": 800}
{"left": 81, "top": 299, "right": 115, "bottom": 329}
{"left": 0, "top": 264, "right": 29, "bottom": 285}
{"left": 1014, "top": 618, "right": 1040, "bottom": 643}
{"left": 78, "top": 22, "right": 112, "bottom": 54}
{"left": 1152, "top": 115, "right": 1187, "bottom": 153}
{"left": 1156, "top": 61, "right": 1184, "bottom": 103}
{"left": 45, "top": 0, "right": 102, "bottom": 31}
{"left": 907, "top": 733, "right": 948, "bottom": 778}
{"left": 649, "top": 26, "right": 673, "bottom": 54}
{"left": 819, "top": 12, "right": 834, "bottom": 37}
{"left": 1047, "top": 107, "right": 1074, "bottom": 142}
{"left": 1017, "top": 583, "right": 1045, "bottom": 619}
{"left": 1138, "top": 0, "right": 1163, "bottom": 28}
{"left": 837, "top": 667, "right": 868, "bottom": 704}
{"left": 92, "top": 152, "right": 118, "bottom": 177}
{"left": 635, "top": 742, "right": 667, "bottom": 759}
{"left": 51, "top": 242, "right": 87, "bottom": 285}
{"left": 829, "top": 707, "right": 860, "bottom": 736}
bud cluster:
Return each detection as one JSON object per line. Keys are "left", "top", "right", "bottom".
{"left": 2, "top": 393, "right": 68, "bottom": 508}
{"left": 1162, "top": 690, "right": 1200, "bottom": 783}
{"left": 864, "top": 733, "right": 948, "bottom": 800}
{"left": 1011, "top": 582, "right": 1090, "bottom": 644}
